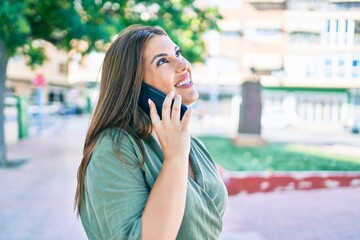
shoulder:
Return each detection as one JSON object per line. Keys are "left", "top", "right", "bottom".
{"left": 92, "top": 128, "right": 143, "bottom": 166}
{"left": 191, "top": 135, "right": 218, "bottom": 168}
{"left": 191, "top": 136, "right": 208, "bottom": 151}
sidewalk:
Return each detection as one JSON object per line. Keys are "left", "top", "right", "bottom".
{"left": 221, "top": 187, "right": 360, "bottom": 240}
{"left": 0, "top": 115, "right": 88, "bottom": 240}
{"left": 1, "top": 115, "right": 359, "bottom": 240}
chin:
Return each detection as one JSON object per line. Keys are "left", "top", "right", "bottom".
{"left": 183, "top": 91, "right": 199, "bottom": 106}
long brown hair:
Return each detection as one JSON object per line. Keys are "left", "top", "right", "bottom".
{"left": 75, "top": 25, "right": 167, "bottom": 215}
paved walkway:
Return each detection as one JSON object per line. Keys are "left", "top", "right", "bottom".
{"left": 1, "top": 115, "right": 359, "bottom": 240}
{"left": 221, "top": 188, "right": 360, "bottom": 240}
{"left": 0, "top": 115, "right": 88, "bottom": 240}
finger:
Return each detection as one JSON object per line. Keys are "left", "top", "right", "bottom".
{"left": 171, "top": 94, "right": 182, "bottom": 121}
{"left": 180, "top": 108, "right": 192, "bottom": 130}
{"left": 162, "top": 91, "right": 174, "bottom": 121}
{"left": 148, "top": 99, "right": 161, "bottom": 127}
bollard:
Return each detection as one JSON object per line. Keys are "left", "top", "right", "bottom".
{"left": 17, "top": 96, "right": 29, "bottom": 139}
{"left": 86, "top": 96, "right": 92, "bottom": 114}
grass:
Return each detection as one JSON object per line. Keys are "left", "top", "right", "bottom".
{"left": 198, "top": 136, "right": 360, "bottom": 171}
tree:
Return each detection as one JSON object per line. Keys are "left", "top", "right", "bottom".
{"left": 0, "top": 0, "right": 221, "bottom": 166}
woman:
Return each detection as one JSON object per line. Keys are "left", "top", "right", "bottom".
{"left": 75, "top": 24, "right": 228, "bottom": 240}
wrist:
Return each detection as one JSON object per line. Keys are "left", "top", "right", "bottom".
{"left": 162, "top": 156, "right": 189, "bottom": 173}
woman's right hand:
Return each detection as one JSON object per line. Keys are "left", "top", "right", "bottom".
{"left": 143, "top": 92, "right": 192, "bottom": 239}
{"left": 148, "top": 91, "right": 192, "bottom": 161}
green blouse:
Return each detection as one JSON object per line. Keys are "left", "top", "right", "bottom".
{"left": 80, "top": 129, "right": 228, "bottom": 240}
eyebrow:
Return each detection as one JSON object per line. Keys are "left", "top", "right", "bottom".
{"left": 150, "top": 45, "right": 179, "bottom": 64}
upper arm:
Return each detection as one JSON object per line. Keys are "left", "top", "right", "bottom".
{"left": 83, "top": 133, "right": 149, "bottom": 240}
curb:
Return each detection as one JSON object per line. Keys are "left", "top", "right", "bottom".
{"left": 223, "top": 171, "right": 360, "bottom": 195}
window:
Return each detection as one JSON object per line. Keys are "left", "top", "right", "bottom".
{"left": 324, "top": 59, "right": 332, "bottom": 78}
{"left": 59, "top": 63, "right": 68, "bottom": 74}
{"left": 336, "top": 20, "right": 339, "bottom": 33}
{"left": 355, "top": 20, "right": 360, "bottom": 34}
{"left": 289, "top": 31, "right": 320, "bottom": 44}
{"left": 352, "top": 59, "right": 359, "bottom": 78}
{"left": 353, "top": 20, "right": 360, "bottom": 45}
{"left": 353, "top": 60, "right": 359, "bottom": 67}
{"left": 245, "top": 28, "right": 282, "bottom": 43}
{"left": 345, "top": 20, "right": 348, "bottom": 33}
{"left": 306, "top": 63, "right": 317, "bottom": 77}
{"left": 338, "top": 59, "right": 345, "bottom": 78}
{"left": 256, "top": 28, "right": 281, "bottom": 36}
{"left": 220, "top": 31, "right": 242, "bottom": 37}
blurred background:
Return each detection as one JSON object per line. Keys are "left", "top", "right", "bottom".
{"left": 1, "top": 0, "right": 360, "bottom": 240}
{"left": 3, "top": 0, "right": 360, "bottom": 140}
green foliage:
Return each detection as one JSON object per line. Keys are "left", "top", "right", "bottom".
{"left": 19, "top": 42, "right": 47, "bottom": 69}
{"left": 0, "top": 0, "right": 221, "bottom": 66}
{"left": 0, "top": 0, "right": 29, "bottom": 56}
{"left": 0, "top": 0, "right": 221, "bottom": 165}
{"left": 198, "top": 136, "right": 360, "bottom": 171}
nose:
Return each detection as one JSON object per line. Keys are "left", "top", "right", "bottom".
{"left": 176, "top": 58, "right": 189, "bottom": 73}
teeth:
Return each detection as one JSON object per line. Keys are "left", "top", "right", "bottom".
{"left": 176, "top": 78, "right": 190, "bottom": 87}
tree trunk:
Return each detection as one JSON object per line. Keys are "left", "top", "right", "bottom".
{"left": 233, "top": 77, "right": 266, "bottom": 146}
{"left": 0, "top": 39, "right": 8, "bottom": 166}
{"left": 238, "top": 80, "right": 262, "bottom": 135}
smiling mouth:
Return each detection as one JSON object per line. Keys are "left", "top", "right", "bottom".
{"left": 175, "top": 77, "right": 192, "bottom": 88}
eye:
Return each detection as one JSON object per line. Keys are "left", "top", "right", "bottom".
{"left": 156, "top": 57, "right": 168, "bottom": 67}
{"left": 175, "top": 49, "right": 182, "bottom": 57}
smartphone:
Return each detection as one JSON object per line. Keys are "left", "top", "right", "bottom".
{"left": 138, "top": 82, "right": 188, "bottom": 120}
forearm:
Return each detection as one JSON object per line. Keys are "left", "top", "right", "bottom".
{"left": 142, "top": 157, "right": 188, "bottom": 240}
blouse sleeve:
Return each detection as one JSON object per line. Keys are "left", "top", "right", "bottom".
{"left": 82, "top": 131, "right": 149, "bottom": 240}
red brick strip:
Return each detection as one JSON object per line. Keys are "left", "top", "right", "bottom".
{"left": 224, "top": 172, "right": 360, "bottom": 195}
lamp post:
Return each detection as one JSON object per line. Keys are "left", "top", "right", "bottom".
{"left": 33, "top": 74, "right": 46, "bottom": 135}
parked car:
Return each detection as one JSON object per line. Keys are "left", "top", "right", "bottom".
{"left": 351, "top": 119, "right": 360, "bottom": 134}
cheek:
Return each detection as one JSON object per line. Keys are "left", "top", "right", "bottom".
{"left": 155, "top": 69, "right": 175, "bottom": 90}
{"left": 143, "top": 66, "right": 154, "bottom": 85}
{"left": 157, "top": 80, "right": 175, "bottom": 94}
{"left": 144, "top": 70, "right": 175, "bottom": 93}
